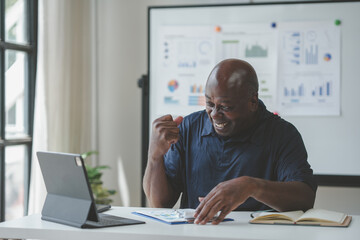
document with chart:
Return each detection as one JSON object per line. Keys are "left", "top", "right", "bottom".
{"left": 276, "top": 21, "right": 340, "bottom": 116}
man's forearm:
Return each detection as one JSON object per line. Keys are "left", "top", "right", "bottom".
{"left": 250, "top": 177, "right": 315, "bottom": 212}
{"left": 143, "top": 157, "right": 178, "bottom": 208}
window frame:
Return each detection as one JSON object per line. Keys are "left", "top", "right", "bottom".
{"left": 0, "top": 0, "right": 38, "bottom": 222}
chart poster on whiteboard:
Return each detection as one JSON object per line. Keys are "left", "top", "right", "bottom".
{"left": 151, "top": 21, "right": 341, "bottom": 119}
{"left": 214, "top": 23, "right": 278, "bottom": 112}
{"left": 153, "top": 23, "right": 279, "bottom": 118}
{"left": 277, "top": 21, "right": 341, "bottom": 116}
{"left": 154, "top": 25, "right": 215, "bottom": 117}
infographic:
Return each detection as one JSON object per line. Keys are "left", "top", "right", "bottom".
{"left": 153, "top": 21, "right": 340, "bottom": 117}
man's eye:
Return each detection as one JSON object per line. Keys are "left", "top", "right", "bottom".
{"left": 221, "top": 106, "right": 233, "bottom": 112}
{"left": 206, "top": 102, "right": 214, "bottom": 107}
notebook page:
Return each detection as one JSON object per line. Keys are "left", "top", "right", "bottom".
{"left": 297, "top": 209, "right": 346, "bottom": 223}
{"left": 258, "top": 210, "right": 304, "bottom": 221}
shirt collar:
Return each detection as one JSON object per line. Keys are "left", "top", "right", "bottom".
{"left": 201, "top": 113, "right": 215, "bottom": 137}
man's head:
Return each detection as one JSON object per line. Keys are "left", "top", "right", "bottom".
{"left": 205, "top": 59, "right": 259, "bottom": 137}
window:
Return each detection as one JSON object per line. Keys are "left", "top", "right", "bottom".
{"left": 0, "top": 0, "right": 38, "bottom": 221}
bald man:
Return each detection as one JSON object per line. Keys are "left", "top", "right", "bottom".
{"left": 143, "top": 59, "right": 317, "bottom": 225}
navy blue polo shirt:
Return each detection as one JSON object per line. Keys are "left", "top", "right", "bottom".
{"left": 164, "top": 100, "right": 317, "bottom": 211}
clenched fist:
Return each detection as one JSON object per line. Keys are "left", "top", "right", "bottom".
{"left": 148, "top": 115, "right": 183, "bottom": 160}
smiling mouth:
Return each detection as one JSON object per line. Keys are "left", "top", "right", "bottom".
{"left": 214, "top": 122, "right": 228, "bottom": 129}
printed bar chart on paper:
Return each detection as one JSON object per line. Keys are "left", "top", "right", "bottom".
{"left": 277, "top": 21, "right": 340, "bottom": 116}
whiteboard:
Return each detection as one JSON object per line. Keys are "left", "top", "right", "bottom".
{"left": 148, "top": 1, "right": 360, "bottom": 177}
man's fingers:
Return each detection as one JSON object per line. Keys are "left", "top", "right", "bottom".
{"left": 212, "top": 208, "right": 231, "bottom": 225}
{"left": 159, "top": 114, "right": 182, "bottom": 126}
{"left": 194, "top": 197, "right": 207, "bottom": 217}
{"left": 199, "top": 200, "right": 223, "bottom": 225}
{"left": 193, "top": 197, "right": 205, "bottom": 218}
{"left": 154, "top": 120, "right": 178, "bottom": 130}
{"left": 154, "top": 115, "right": 182, "bottom": 130}
{"left": 149, "top": 114, "right": 182, "bottom": 158}
{"left": 159, "top": 126, "right": 180, "bottom": 135}
{"left": 168, "top": 136, "right": 179, "bottom": 146}
{"left": 194, "top": 191, "right": 216, "bottom": 218}
{"left": 154, "top": 120, "right": 180, "bottom": 138}
{"left": 174, "top": 116, "right": 183, "bottom": 126}
{"left": 160, "top": 114, "right": 173, "bottom": 121}
{"left": 194, "top": 193, "right": 220, "bottom": 224}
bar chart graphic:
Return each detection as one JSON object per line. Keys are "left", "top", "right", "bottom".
{"left": 190, "top": 84, "right": 205, "bottom": 93}
{"left": 188, "top": 96, "right": 205, "bottom": 106}
{"left": 245, "top": 44, "right": 268, "bottom": 58}
{"left": 305, "top": 45, "right": 318, "bottom": 65}
{"left": 283, "top": 84, "right": 305, "bottom": 97}
{"left": 282, "top": 80, "right": 332, "bottom": 100}
{"left": 221, "top": 40, "right": 240, "bottom": 59}
{"left": 312, "top": 81, "right": 331, "bottom": 96}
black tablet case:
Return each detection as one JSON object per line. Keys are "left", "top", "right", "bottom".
{"left": 37, "top": 151, "right": 144, "bottom": 228}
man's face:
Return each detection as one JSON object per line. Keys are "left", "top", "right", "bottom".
{"left": 205, "top": 80, "right": 257, "bottom": 137}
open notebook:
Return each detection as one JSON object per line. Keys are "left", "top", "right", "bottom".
{"left": 37, "top": 151, "right": 145, "bottom": 228}
{"left": 250, "top": 208, "right": 351, "bottom": 227}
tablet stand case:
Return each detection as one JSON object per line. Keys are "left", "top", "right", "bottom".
{"left": 37, "top": 151, "right": 144, "bottom": 228}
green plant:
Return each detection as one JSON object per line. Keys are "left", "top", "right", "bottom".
{"left": 81, "top": 151, "right": 116, "bottom": 205}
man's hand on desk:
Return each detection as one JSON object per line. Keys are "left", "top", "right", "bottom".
{"left": 194, "top": 176, "right": 254, "bottom": 225}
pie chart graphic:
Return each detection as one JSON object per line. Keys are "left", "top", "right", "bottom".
{"left": 168, "top": 79, "right": 179, "bottom": 92}
{"left": 324, "top": 53, "right": 332, "bottom": 61}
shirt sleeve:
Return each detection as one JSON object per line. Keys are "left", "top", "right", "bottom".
{"left": 163, "top": 122, "right": 185, "bottom": 194}
{"left": 274, "top": 123, "right": 318, "bottom": 193}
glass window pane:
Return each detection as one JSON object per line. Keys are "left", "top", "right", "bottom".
{"left": 5, "top": 0, "right": 28, "bottom": 44}
{"left": 5, "top": 145, "right": 26, "bottom": 220}
{"left": 5, "top": 50, "right": 28, "bottom": 139}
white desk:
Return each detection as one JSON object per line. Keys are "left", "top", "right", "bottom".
{"left": 0, "top": 207, "right": 359, "bottom": 240}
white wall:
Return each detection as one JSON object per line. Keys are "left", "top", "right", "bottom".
{"left": 314, "top": 187, "right": 360, "bottom": 215}
{"left": 96, "top": 0, "right": 360, "bottom": 214}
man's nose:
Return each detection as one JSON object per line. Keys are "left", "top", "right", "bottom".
{"left": 211, "top": 106, "right": 222, "bottom": 119}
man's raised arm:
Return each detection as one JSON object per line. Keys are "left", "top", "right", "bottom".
{"left": 143, "top": 115, "right": 183, "bottom": 208}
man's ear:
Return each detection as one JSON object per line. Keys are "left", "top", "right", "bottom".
{"left": 249, "top": 93, "right": 258, "bottom": 112}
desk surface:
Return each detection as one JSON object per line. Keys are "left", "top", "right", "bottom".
{"left": 0, "top": 207, "right": 359, "bottom": 240}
